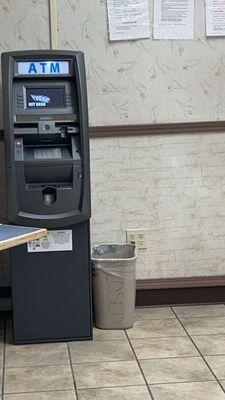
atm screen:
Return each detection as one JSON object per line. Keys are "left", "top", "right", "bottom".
{"left": 26, "top": 87, "right": 65, "bottom": 109}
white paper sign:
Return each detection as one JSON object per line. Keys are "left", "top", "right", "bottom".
{"left": 206, "top": 0, "right": 225, "bottom": 36}
{"left": 107, "top": 0, "right": 150, "bottom": 41}
{"left": 154, "top": 0, "right": 194, "bottom": 39}
{"left": 27, "top": 230, "right": 73, "bottom": 252}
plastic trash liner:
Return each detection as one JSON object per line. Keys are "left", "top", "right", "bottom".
{"left": 92, "top": 244, "right": 137, "bottom": 329}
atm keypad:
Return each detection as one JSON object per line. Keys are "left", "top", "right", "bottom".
{"left": 16, "top": 94, "right": 24, "bottom": 109}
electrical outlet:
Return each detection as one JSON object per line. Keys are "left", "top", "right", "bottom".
{"left": 126, "top": 228, "right": 147, "bottom": 249}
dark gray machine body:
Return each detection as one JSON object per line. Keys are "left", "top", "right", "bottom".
{"left": 1, "top": 50, "right": 92, "bottom": 343}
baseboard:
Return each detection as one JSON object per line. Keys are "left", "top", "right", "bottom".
{"left": 136, "top": 276, "right": 225, "bottom": 306}
{"left": 1, "top": 277, "right": 225, "bottom": 311}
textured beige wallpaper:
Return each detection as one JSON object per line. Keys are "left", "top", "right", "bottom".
{"left": 0, "top": 0, "right": 50, "bottom": 128}
{"left": 0, "top": 0, "right": 225, "bottom": 281}
{"left": 57, "top": 0, "right": 225, "bottom": 125}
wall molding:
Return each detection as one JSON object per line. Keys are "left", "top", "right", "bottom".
{"left": 1, "top": 120, "right": 225, "bottom": 141}
{"left": 136, "top": 275, "right": 225, "bottom": 290}
{"left": 136, "top": 276, "right": 225, "bottom": 306}
{"left": 89, "top": 120, "right": 225, "bottom": 138}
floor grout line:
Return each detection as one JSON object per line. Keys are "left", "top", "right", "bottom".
{"left": 126, "top": 334, "right": 188, "bottom": 339}
{"left": 77, "top": 384, "right": 150, "bottom": 390}
{"left": 171, "top": 308, "right": 225, "bottom": 395}
{"left": 191, "top": 333, "right": 225, "bottom": 337}
{"left": 3, "top": 383, "right": 161, "bottom": 395}
{"left": 190, "top": 333, "right": 225, "bottom": 337}
{"left": 3, "top": 363, "right": 72, "bottom": 369}
{"left": 149, "top": 378, "right": 217, "bottom": 386}
{"left": 174, "top": 315, "right": 225, "bottom": 320}
{"left": 125, "top": 329, "right": 154, "bottom": 400}
{"left": 70, "top": 358, "right": 136, "bottom": 365}
{"left": 3, "top": 388, "right": 77, "bottom": 395}
{"left": 134, "top": 317, "right": 176, "bottom": 321}
{"left": 67, "top": 342, "right": 78, "bottom": 400}
{"left": 133, "top": 355, "right": 206, "bottom": 361}
{"left": 129, "top": 335, "right": 191, "bottom": 341}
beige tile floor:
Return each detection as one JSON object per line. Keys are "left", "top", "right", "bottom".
{"left": 1, "top": 304, "right": 225, "bottom": 399}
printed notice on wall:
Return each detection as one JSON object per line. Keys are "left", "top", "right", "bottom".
{"left": 27, "top": 230, "right": 73, "bottom": 252}
{"left": 206, "top": 0, "right": 225, "bottom": 36}
{"left": 107, "top": 0, "right": 150, "bottom": 41}
{"left": 154, "top": 0, "right": 194, "bottom": 39}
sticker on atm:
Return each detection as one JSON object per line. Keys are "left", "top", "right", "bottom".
{"left": 27, "top": 230, "right": 73, "bottom": 252}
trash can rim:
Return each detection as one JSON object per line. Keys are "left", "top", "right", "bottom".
{"left": 91, "top": 243, "right": 137, "bottom": 262}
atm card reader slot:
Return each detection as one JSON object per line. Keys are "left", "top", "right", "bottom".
{"left": 14, "top": 127, "right": 38, "bottom": 136}
{"left": 38, "top": 121, "right": 57, "bottom": 141}
{"left": 14, "top": 123, "right": 79, "bottom": 143}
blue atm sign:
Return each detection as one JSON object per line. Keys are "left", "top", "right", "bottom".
{"left": 17, "top": 61, "right": 69, "bottom": 75}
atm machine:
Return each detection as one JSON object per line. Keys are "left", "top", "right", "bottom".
{"left": 1, "top": 50, "right": 92, "bottom": 343}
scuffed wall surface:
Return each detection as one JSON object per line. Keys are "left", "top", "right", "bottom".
{"left": 58, "top": 0, "right": 225, "bottom": 125}
{"left": 91, "top": 133, "right": 225, "bottom": 279}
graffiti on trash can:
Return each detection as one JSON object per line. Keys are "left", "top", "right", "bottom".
{"left": 106, "top": 274, "right": 124, "bottom": 323}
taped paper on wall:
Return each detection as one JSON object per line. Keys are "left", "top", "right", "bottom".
{"left": 206, "top": 0, "right": 225, "bottom": 36}
{"left": 27, "top": 230, "right": 73, "bottom": 252}
{"left": 154, "top": 0, "right": 194, "bottom": 40}
{"left": 107, "top": 0, "right": 150, "bottom": 41}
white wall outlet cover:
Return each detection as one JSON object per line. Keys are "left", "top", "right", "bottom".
{"left": 126, "top": 228, "right": 147, "bottom": 249}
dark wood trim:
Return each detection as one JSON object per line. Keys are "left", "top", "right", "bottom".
{"left": 1, "top": 120, "right": 225, "bottom": 140}
{"left": 136, "top": 286, "right": 225, "bottom": 306}
{"left": 136, "top": 275, "right": 225, "bottom": 290}
{"left": 90, "top": 121, "right": 225, "bottom": 138}
{"left": 136, "top": 276, "right": 225, "bottom": 306}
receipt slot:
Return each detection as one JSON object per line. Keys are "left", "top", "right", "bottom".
{"left": 1, "top": 50, "right": 92, "bottom": 343}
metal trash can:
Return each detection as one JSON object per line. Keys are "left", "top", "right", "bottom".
{"left": 92, "top": 244, "right": 137, "bottom": 329}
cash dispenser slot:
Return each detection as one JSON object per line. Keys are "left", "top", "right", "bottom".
{"left": 14, "top": 121, "right": 81, "bottom": 210}
{"left": 22, "top": 136, "right": 80, "bottom": 207}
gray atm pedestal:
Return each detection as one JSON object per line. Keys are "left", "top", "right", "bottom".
{"left": 1, "top": 50, "right": 92, "bottom": 344}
